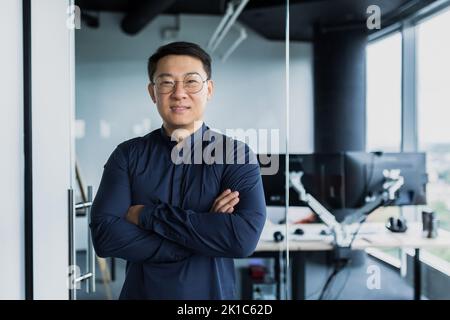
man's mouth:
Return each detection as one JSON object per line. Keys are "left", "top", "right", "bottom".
{"left": 170, "top": 106, "right": 191, "bottom": 113}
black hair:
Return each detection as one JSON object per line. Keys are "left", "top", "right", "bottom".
{"left": 147, "top": 41, "right": 212, "bottom": 83}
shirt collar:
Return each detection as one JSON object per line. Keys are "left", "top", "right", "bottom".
{"left": 159, "top": 122, "right": 208, "bottom": 149}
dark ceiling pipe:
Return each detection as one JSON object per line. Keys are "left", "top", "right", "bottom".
{"left": 121, "top": 0, "right": 176, "bottom": 35}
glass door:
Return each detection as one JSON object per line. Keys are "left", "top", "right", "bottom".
{"left": 74, "top": 0, "right": 289, "bottom": 300}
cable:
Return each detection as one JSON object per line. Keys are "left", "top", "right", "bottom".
{"left": 323, "top": 266, "right": 341, "bottom": 300}
{"left": 332, "top": 259, "right": 353, "bottom": 300}
{"left": 330, "top": 221, "right": 365, "bottom": 300}
{"left": 318, "top": 259, "right": 348, "bottom": 300}
{"left": 317, "top": 268, "right": 336, "bottom": 300}
{"left": 317, "top": 220, "right": 364, "bottom": 300}
{"left": 305, "top": 261, "right": 331, "bottom": 300}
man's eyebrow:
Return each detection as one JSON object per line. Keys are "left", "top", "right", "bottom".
{"left": 156, "top": 73, "right": 174, "bottom": 78}
{"left": 184, "top": 72, "right": 201, "bottom": 76}
{"left": 156, "top": 72, "right": 202, "bottom": 78}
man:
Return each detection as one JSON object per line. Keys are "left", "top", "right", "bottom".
{"left": 90, "top": 41, "right": 266, "bottom": 299}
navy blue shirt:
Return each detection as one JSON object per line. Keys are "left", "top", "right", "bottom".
{"left": 90, "top": 123, "right": 266, "bottom": 299}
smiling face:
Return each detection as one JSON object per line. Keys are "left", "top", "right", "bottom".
{"left": 148, "top": 55, "right": 214, "bottom": 136}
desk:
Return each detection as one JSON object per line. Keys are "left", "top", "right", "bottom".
{"left": 253, "top": 222, "right": 450, "bottom": 300}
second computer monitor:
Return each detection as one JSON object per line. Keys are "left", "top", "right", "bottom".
{"left": 344, "top": 152, "right": 427, "bottom": 208}
{"left": 258, "top": 152, "right": 427, "bottom": 210}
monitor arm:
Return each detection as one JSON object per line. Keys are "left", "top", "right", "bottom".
{"left": 289, "top": 172, "right": 351, "bottom": 247}
{"left": 342, "top": 169, "right": 404, "bottom": 225}
{"left": 289, "top": 170, "right": 404, "bottom": 249}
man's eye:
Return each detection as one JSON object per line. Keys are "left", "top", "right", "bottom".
{"left": 161, "top": 81, "right": 174, "bottom": 86}
{"left": 186, "top": 80, "right": 200, "bottom": 84}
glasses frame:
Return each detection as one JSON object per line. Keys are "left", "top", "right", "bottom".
{"left": 152, "top": 72, "right": 210, "bottom": 94}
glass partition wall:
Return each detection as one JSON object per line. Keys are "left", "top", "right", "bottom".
{"left": 74, "top": 1, "right": 290, "bottom": 300}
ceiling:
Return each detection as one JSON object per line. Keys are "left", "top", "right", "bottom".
{"left": 75, "top": 0, "right": 437, "bottom": 41}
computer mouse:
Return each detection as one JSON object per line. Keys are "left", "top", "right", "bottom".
{"left": 273, "top": 231, "right": 284, "bottom": 243}
{"left": 294, "top": 228, "right": 304, "bottom": 235}
{"left": 386, "top": 216, "right": 408, "bottom": 233}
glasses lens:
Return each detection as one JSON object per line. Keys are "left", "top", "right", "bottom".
{"left": 155, "top": 73, "right": 205, "bottom": 94}
{"left": 155, "top": 77, "right": 175, "bottom": 94}
{"left": 184, "top": 74, "right": 203, "bottom": 93}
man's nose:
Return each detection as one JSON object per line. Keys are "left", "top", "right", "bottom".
{"left": 171, "top": 81, "right": 188, "bottom": 97}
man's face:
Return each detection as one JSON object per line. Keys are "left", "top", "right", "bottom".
{"left": 148, "top": 54, "right": 213, "bottom": 132}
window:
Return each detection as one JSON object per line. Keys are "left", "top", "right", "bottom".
{"left": 366, "top": 32, "right": 403, "bottom": 260}
{"left": 417, "top": 7, "right": 450, "bottom": 263}
{"left": 366, "top": 32, "right": 402, "bottom": 152}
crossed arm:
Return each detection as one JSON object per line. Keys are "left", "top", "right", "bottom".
{"left": 90, "top": 145, "right": 266, "bottom": 263}
{"left": 126, "top": 188, "right": 239, "bottom": 224}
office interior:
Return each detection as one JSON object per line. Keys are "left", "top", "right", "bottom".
{"left": 1, "top": 0, "right": 450, "bottom": 300}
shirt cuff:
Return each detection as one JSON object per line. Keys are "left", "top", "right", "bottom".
{"left": 138, "top": 200, "right": 159, "bottom": 230}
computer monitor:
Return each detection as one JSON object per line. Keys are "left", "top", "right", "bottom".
{"left": 258, "top": 152, "right": 427, "bottom": 213}
{"left": 257, "top": 154, "right": 314, "bottom": 207}
{"left": 258, "top": 153, "right": 348, "bottom": 209}
{"left": 344, "top": 152, "right": 427, "bottom": 208}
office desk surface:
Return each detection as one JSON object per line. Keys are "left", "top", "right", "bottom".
{"left": 256, "top": 222, "right": 450, "bottom": 252}
{"left": 253, "top": 222, "right": 450, "bottom": 300}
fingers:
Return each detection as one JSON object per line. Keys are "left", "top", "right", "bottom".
{"left": 224, "top": 207, "right": 234, "bottom": 214}
{"left": 211, "top": 189, "right": 232, "bottom": 208}
{"left": 213, "top": 191, "right": 239, "bottom": 212}
{"left": 210, "top": 189, "right": 240, "bottom": 213}
{"left": 216, "top": 196, "right": 240, "bottom": 213}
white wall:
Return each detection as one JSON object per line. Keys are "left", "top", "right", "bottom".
{"left": 0, "top": 0, "right": 25, "bottom": 299}
{"left": 75, "top": 13, "right": 313, "bottom": 192}
{"left": 32, "top": 0, "right": 75, "bottom": 299}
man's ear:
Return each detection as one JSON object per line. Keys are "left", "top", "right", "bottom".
{"left": 207, "top": 80, "right": 214, "bottom": 101}
{"left": 148, "top": 83, "right": 157, "bottom": 104}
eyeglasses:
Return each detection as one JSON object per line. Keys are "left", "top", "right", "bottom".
{"left": 153, "top": 73, "right": 209, "bottom": 94}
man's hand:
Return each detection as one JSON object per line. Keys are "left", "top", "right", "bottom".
{"left": 126, "top": 204, "right": 145, "bottom": 225}
{"left": 210, "top": 189, "right": 239, "bottom": 213}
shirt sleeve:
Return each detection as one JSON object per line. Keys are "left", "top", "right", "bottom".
{"left": 90, "top": 145, "right": 193, "bottom": 263}
{"left": 138, "top": 144, "right": 267, "bottom": 258}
